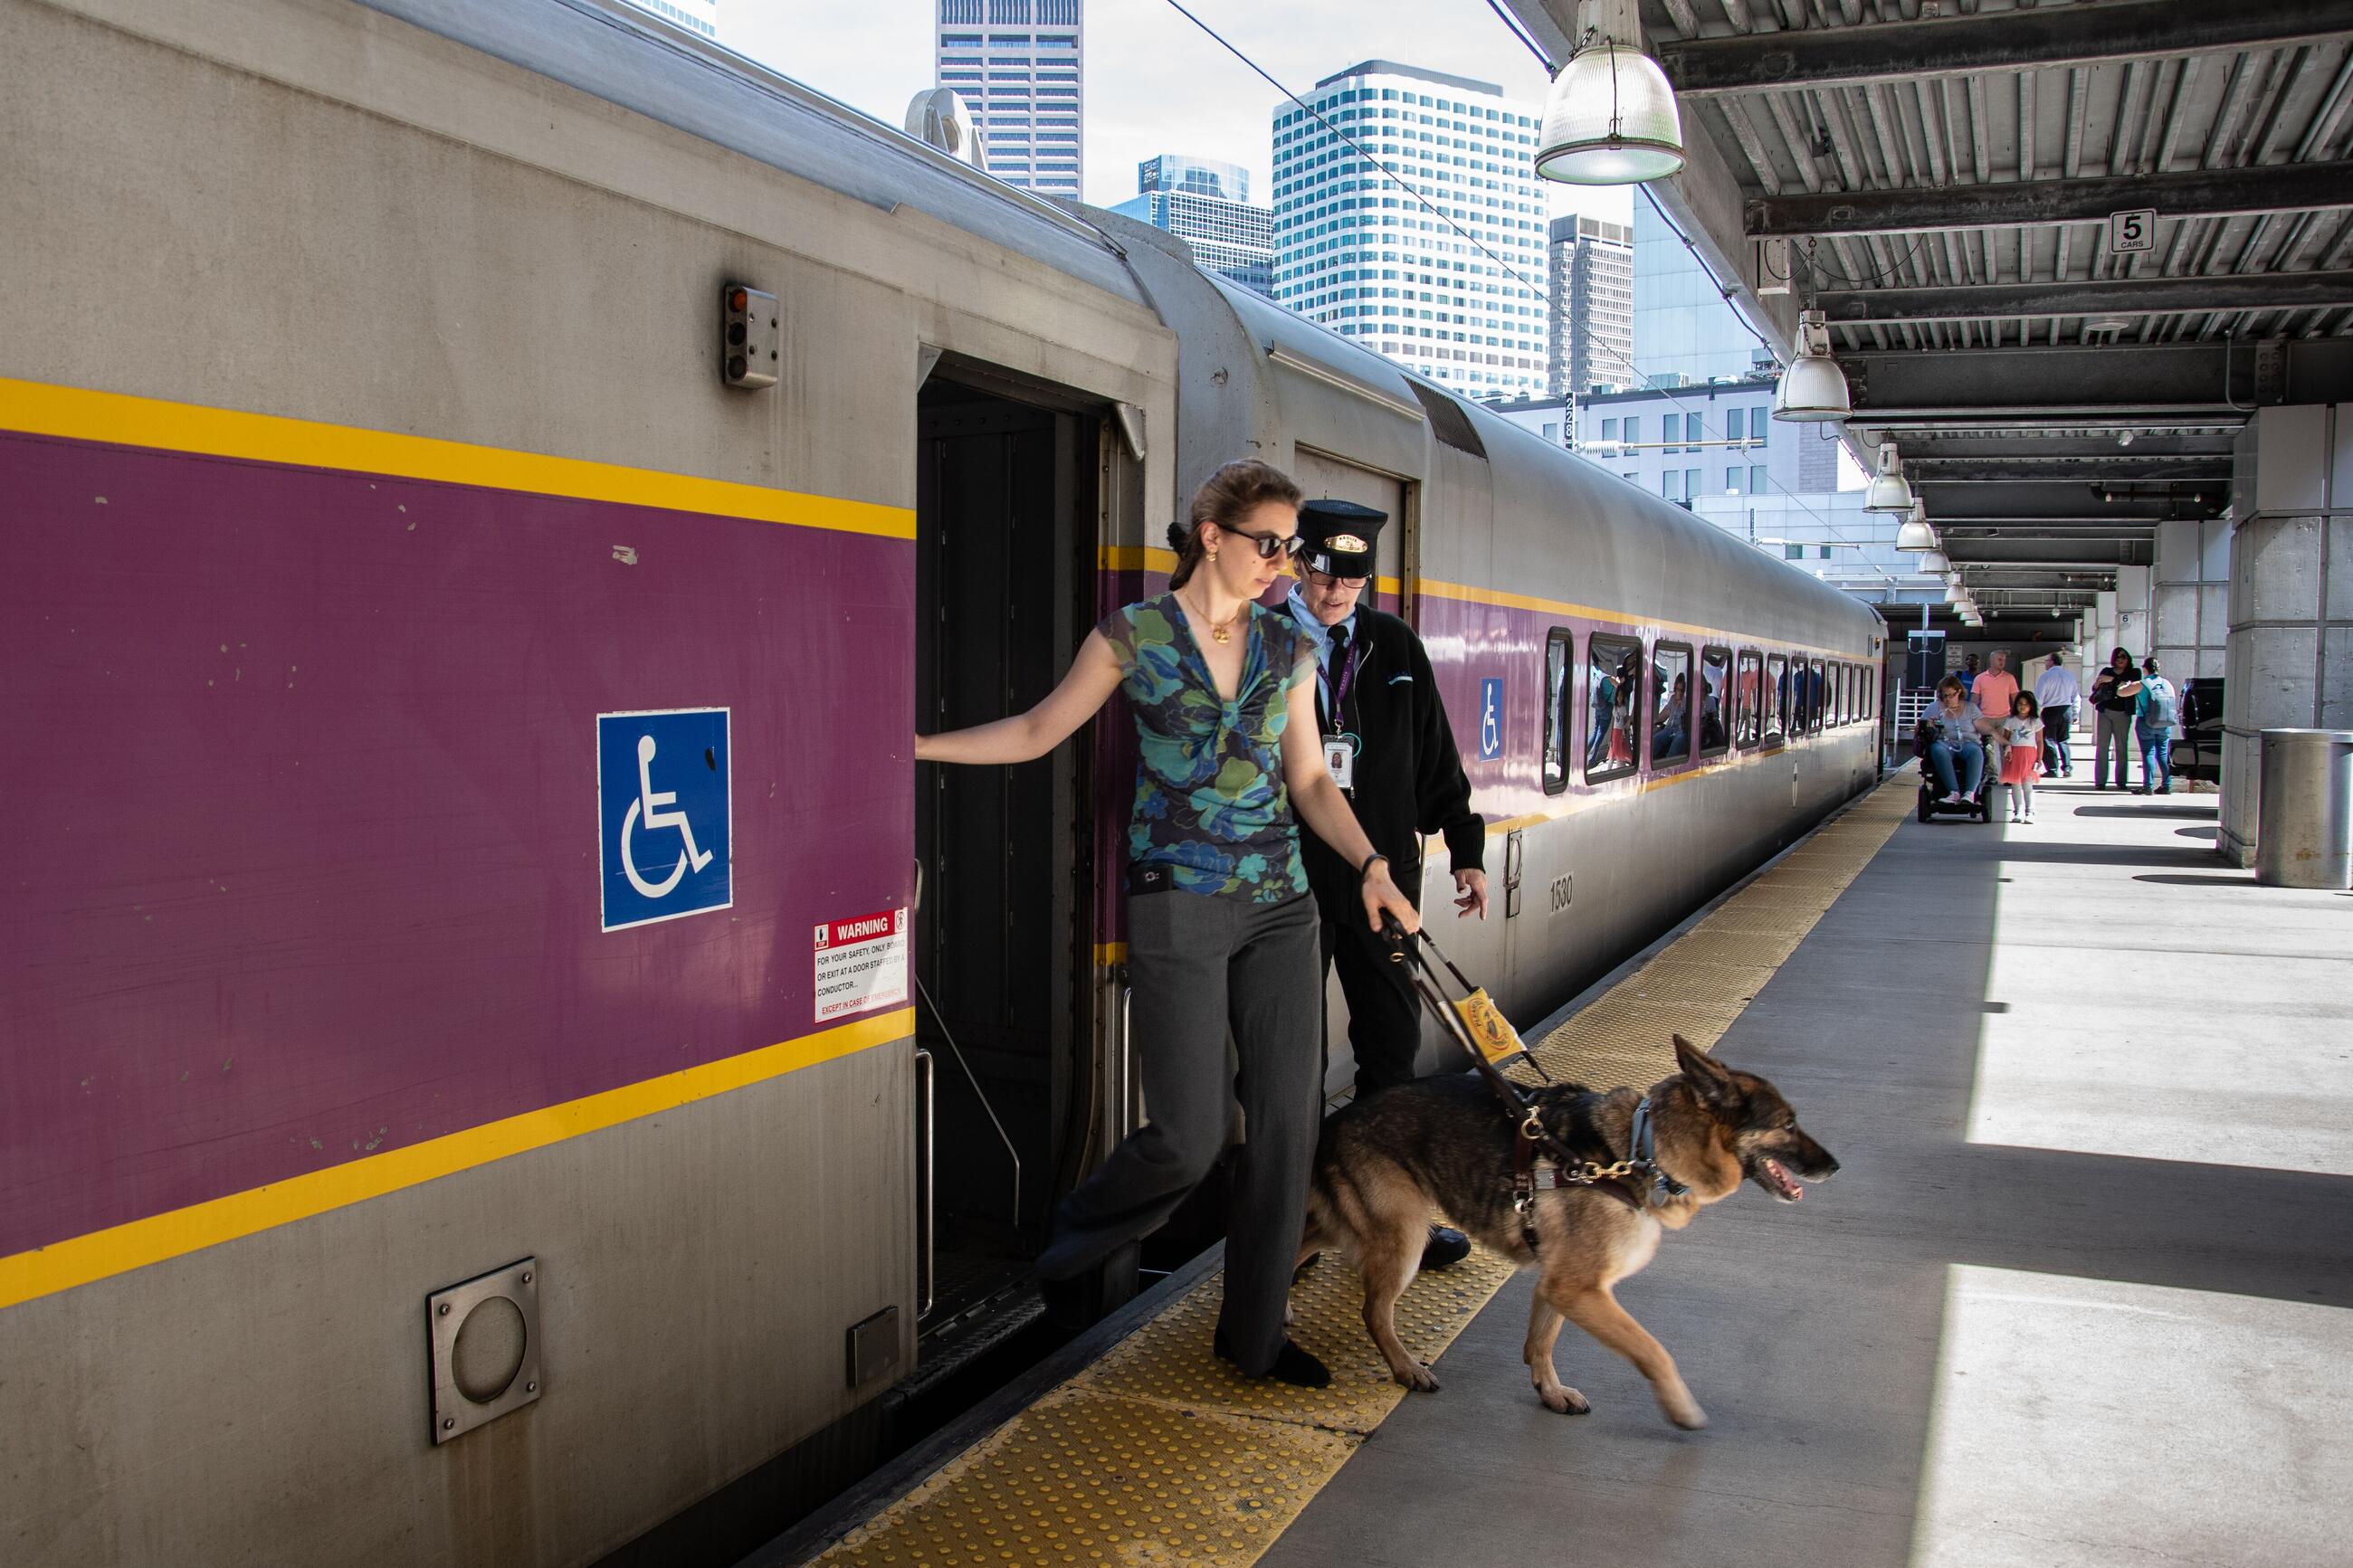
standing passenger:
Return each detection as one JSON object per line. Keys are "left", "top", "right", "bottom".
{"left": 2034, "top": 651, "right": 2080, "bottom": 777}
{"left": 2088, "top": 647, "right": 2144, "bottom": 792}
{"left": 1996, "top": 691, "right": 2043, "bottom": 824}
{"left": 1970, "top": 651, "right": 2018, "bottom": 724}
{"left": 914, "top": 460, "right": 1418, "bottom": 1387}
{"left": 1284, "top": 499, "right": 1487, "bottom": 1271}
{"left": 2136, "top": 655, "right": 2178, "bottom": 795}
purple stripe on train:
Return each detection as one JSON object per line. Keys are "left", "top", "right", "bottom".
{"left": 0, "top": 432, "right": 913, "bottom": 1259}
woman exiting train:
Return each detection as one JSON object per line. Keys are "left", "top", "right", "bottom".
{"left": 914, "top": 459, "right": 1418, "bottom": 1387}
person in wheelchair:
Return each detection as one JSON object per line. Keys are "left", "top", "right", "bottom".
{"left": 1917, "top": 674, "right": 1996, "bottom": 810}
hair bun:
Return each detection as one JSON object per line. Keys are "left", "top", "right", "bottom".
{"left": 1166, "top": 521, "right": 1190, "bottom": 553}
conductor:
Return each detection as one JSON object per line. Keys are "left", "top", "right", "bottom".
{"left": 1287, "top": 499, "right": 1490, "bottom": 1270}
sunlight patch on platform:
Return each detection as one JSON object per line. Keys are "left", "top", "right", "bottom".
{"left": 1909, "top": 1265, "right": 2353, "bottom": 1568}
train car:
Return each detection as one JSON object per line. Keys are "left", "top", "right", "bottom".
{"left": 0, "top": 3, "right": 1879, "bottom": 1564}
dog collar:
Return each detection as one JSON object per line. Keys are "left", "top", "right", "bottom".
{"left": 1628, "top": 1097, "right": 1691, "bottom": 1202}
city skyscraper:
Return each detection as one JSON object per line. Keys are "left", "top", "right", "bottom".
{"left": 1631, "top": 199, "right": 1762, "bottom": 386}
{"left": 934, "top": 0, "right": 1081, "bottom": 200}
{"left": 1548, "top": 214, "right": 1633, "bottom": 397}
{"left": 1110, "top": 156, "right": 1274, "bottom": 295}
{"left": 1270, "top": 61, "right": 1548, "bottom": 402}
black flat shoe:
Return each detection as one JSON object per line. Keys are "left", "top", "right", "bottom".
{"left": 1421, "top": 1225, "right": 1471, "bottom": 1270}
{"left": 1214, "top": 1327, "right": 1331, "bottom": 1388}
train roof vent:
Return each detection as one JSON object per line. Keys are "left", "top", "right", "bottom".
{"left": 1404, "top": 381, "right": 1488, "bottom": 460}
{"left": 904, "top": 88, "right": 985, "bottom": 166}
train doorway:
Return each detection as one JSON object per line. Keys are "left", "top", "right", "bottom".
{"left": 913, "top": 366, "right": 1099, "bottom": 1346}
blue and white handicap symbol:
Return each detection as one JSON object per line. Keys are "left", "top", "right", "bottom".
{"left": 1478, "top": 679, "right": 1504, "bottom": 761}
{"left": 597, "top": 708, "right": 731, "bottom": 931}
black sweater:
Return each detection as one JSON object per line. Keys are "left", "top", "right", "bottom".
{"left": 1295, "top": 603, "right": 1487, "bottom": 907}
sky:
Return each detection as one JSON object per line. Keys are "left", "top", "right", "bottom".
{"left": 714, "top": 0, "right": 1632, "bottom": 226}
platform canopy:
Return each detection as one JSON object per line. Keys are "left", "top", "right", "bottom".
{"left": 1509, "top": 0, "right": 2353, "bottom": 635}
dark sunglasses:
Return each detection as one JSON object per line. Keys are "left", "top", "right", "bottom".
{"left": 1222, "top": 525, "right": 1306, "bottom": 563}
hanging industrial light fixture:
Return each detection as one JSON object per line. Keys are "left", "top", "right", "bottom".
{"left": 1919, "top": 549, "right": 1950, "bottom": 573}
{"left": 1894, "top": 499, "right": 1938, "bottom": 552}
{"left": 1772, "top": 309, "right": 1852, "bottom": 423}
{"left": 1864, "top": 446, "right": 1915, "bottom": 513}
{"left": 1535, "top": 0, "right": 1687, "bottom": 185}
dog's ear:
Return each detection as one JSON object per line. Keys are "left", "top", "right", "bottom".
{"left": 1673, "top": 1034, "right": 1743, "bottom": 1112}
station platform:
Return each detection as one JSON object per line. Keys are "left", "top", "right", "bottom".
{"left": 768, "top": 769, "right": 2353, "bottom": 1568}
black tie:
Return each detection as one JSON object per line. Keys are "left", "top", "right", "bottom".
{"left": 1325, "top": 620, "right": 1350, "bottom": 727}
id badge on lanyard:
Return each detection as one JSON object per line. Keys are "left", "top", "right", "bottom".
{"left": 1319, "top": 637, "right": 1363, "bottom": 793}
{"left": 1322, "top": 732, "right": 1359, "bottom": 792}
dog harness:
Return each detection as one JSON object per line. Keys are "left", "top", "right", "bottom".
{"left": 1377, "top": 916, "right": 1689, "bottom": 1255}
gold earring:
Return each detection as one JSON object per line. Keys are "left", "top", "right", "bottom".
{"left": 1207, "top": 549, "right": 1219, "bottom": 560}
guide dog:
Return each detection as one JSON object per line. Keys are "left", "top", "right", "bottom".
{"left": 1297, "top": 1037, "right": 1836, "bottom": 1428}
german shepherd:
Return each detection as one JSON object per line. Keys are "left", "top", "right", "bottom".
{"left": 1297, "top": 1036, "right": 1837, "bottom": 1429}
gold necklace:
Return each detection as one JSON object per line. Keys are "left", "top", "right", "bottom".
{"left": 1184, "top": 588, "right": 1240, "bottom": 644}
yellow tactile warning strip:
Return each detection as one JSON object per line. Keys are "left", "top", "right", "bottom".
{"left": 814, "top": 773, "right": 1916, "bottom": 1568}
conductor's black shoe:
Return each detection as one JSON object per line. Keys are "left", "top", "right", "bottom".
{"left": 1214, "top": 1327, "right": 1331, "bottom": 1388}
{"left": 1421, "top": 1224, "right": 1472, "bottom": 1270}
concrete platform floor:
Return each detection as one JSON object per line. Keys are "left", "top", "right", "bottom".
{"left": 1262, "top": 773, "right": 2353, "bottom": 1568}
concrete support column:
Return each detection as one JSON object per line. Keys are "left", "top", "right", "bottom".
{"left": 2218, "top": 404, "right": 2353, "bottom": 865}
{"left": 2152, "top": 518, "right": 2231, "bottom": 680}
{"left": 2116, "top": 565, "right": 2152, "bottom": 658}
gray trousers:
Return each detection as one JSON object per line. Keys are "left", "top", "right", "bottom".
{"left": 1037, "top": 888, "right": 1321, "bottom": 1375}
{"left": 2096, "top": 706, "right": 2136, "bottom": 788}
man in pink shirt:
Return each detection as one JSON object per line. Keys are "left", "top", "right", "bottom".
{"left": 1972, "top": 650, "right": 2019, "bottom": 721}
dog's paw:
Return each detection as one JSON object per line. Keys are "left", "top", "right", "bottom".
{"left": 1538, "top": 1384, "right": 1590, "bottom": 1415}
{"left": 1394, "top": 1362, "right": 1441, "bottom": 1393}
{"left": 1662, "top": 1394, "right": 1709, "bottom": 1430}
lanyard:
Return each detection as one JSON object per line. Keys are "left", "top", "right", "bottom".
{"left": 1322, "top": 638, "right": 1362, "bottom": 728}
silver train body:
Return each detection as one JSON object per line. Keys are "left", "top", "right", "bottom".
{"left": 0, "top": 2, "right": 1880, "bottom": 1563}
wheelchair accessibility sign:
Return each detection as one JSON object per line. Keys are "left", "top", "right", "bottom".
{"left": 597, "top": 708, "right": 731, "bottom": 932}
{"left": 1478, "top": 679, "right": 1504, "bottom": 760}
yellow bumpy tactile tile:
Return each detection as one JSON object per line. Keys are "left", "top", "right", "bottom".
{"left": 817, "top": 1387, "right": 1355, "bottom": 1567}
{"left": 1076, "top": 1246, "right": 1517, "bottom": 1431}
{"left": 814, "top": 772, "right": 1917, "bottom": 1568}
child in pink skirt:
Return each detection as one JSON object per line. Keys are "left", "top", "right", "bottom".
{"left": 1997, "top": 691, "right": 2044, "bottom": 823}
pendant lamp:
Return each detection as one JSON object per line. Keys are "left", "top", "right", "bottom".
{"left": 1535, "top": 0, "right": 1686, "bottom": 185}
{"left": 1919, "top": 549, "right": 1950, "bottom": 573}
{"left": 1893, "top": 500, "right": 1937, "bottom": 552}
{"left": 1772, "top": 309, "right": 1851, "bottom": 423}
{"left": 1864, "top": 446, "right": 1915, "bottom": 514}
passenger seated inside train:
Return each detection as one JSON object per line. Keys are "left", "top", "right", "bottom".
{"left": 1919, "top": 675, "right": 1995, "bottom": 803}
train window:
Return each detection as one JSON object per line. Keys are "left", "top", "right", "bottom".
{"left": 1650, "top": 642, "right": 1693, "bottom": 768}
{"left": 1541, "top": 629, "right": 1571, "bottom": 795}
{"left": 1863, "top": 666, "right": 1875, "bottom": 727}
{"left": 1837, "top": 663, "right": 1852, "bottom": 726}
{"left": 1811, "top": 659, "right": 1828, "bottom": 732}
{"left": 1698, "top": 646, "right": 1731, "bottom": 756}
{"left": 1765, "top": 653, "right": 1787, "bottom": 743}
{"left": 1734, "top": 651, "right": 1762, "bottom": 747}
{"left": 1585, "top": 633, "right": 1642, "bottom": 783}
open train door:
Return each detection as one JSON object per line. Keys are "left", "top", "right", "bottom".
{"left": 911, "top": 356, "right": 1105, "bottom": 1356}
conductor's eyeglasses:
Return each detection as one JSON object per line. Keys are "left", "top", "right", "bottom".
{"left": 1223, "top": 526, "right": 1306, "bottom": 563}
{"left": 1305, "top": 567, "right": 1367, "bottom": 589}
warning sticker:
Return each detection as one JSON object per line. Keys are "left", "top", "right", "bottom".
{"left": 814, "top": 908, "right": 910, "bottom": 1023}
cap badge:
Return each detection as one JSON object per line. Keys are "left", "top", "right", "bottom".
{"left": 1327, "top": 533, "right": 1368, "bottom": 554}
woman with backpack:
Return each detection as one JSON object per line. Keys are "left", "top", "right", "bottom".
{"left": 2136, "top": 655, "right": 2179, "bottom": 795}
